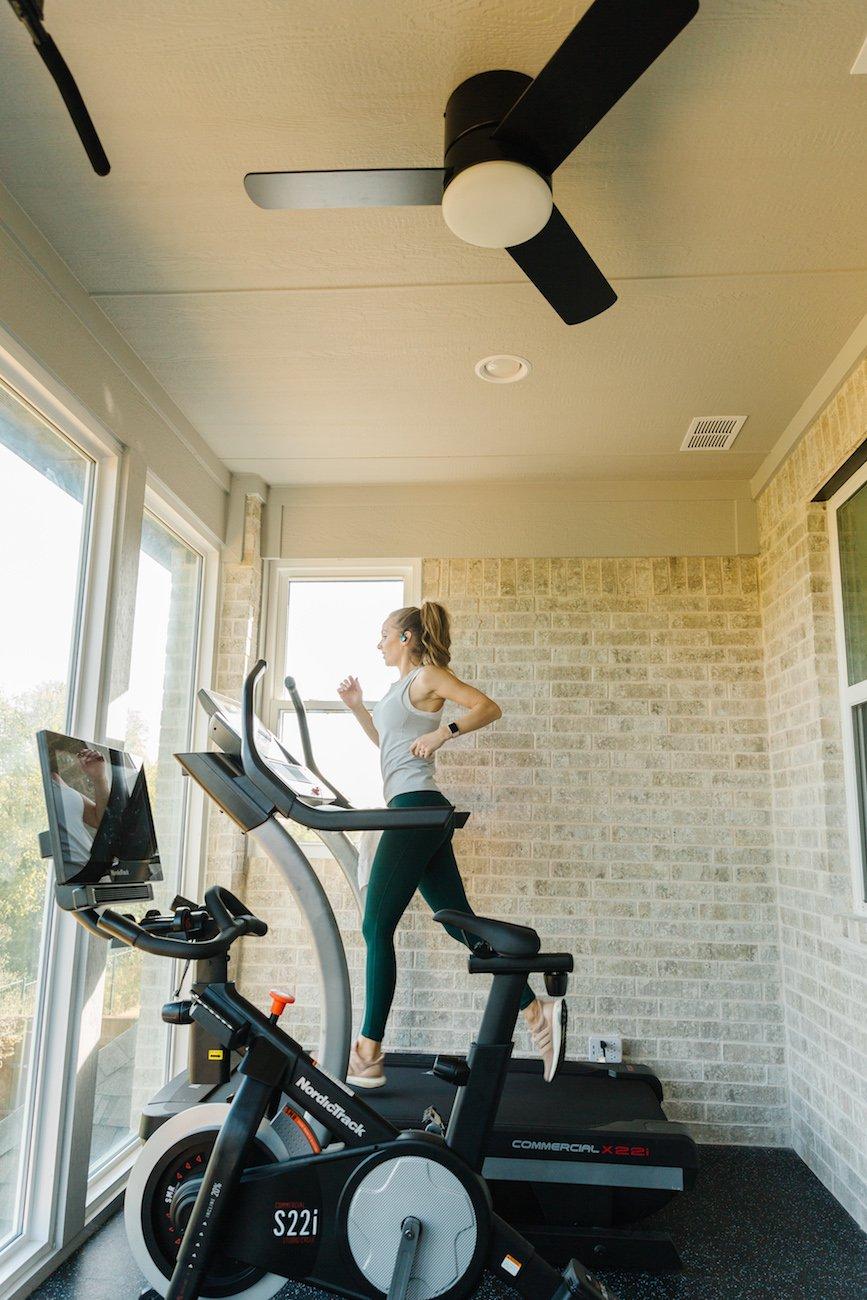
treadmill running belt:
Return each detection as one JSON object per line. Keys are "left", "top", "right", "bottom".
{"left": 368, "top": 1054, "right": 667, "bottom": 1130}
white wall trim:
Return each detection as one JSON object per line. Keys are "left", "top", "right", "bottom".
{"left": 751, "top": 314, "right": 867, "bottom": 499}
{"left": 270, "top": 482, "right": 758, "bottom": 559}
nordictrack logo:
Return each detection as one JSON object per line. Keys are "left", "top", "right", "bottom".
{"left": 296, "top": 1076, "right": 366, "bottom": 1136}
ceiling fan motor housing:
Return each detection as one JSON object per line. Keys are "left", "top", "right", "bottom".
{"left": 443, "top": 70, "right": 551, "bottom": 190}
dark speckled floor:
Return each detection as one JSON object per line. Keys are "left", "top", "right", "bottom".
{"left": 30, "top": 1147, "right": 867, "bottom": 1300}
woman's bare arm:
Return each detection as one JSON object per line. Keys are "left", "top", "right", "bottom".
{"left": 408, "top": 666, "right": 501, "bottom": 758}
{"left": 337, "top": 675, "right": 380, "bottom": 747}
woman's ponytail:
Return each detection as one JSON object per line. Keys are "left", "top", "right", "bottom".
{"left": 419, "top": 601, "right": 451, "bottom": 667}
{"left": 391, "top": 601, "right": 451, "bottom": 667}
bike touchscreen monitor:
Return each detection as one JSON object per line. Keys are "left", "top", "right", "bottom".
{"left": 37, "top": 730, "right": 161, "bottom": 892}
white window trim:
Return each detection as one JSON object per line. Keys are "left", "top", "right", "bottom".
{"left": 826, "top": 459, "right": 867, "bottom": 915}
{"left": 261, "top": 559, "right": 421, "bottom": 851}
{"left": 0, "top": 346, "right": 121, "bottom": 1293}
{"left": 84, "top": 479, "right": 222, "bottom": 1183}
{"left": 145, "top": 483, "right": 220, "bottom": 1090}
{"left": 143, "top": 476, "right": 221, "bottom": 897}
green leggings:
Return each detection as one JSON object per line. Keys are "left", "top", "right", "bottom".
{"left": 360, "top": 790, "right": 535, "bottom": 1041}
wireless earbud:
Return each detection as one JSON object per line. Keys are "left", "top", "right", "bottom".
{"left": 400, "top": 633, "right": 408, "bottom": 643}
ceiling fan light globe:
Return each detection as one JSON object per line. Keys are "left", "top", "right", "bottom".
{"left": 441, "top": 160, "right": 552, "bottom": 249}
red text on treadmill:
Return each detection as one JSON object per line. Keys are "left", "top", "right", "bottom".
{"left": 602, "top": 1145, "right": 650, "bottom": 1158}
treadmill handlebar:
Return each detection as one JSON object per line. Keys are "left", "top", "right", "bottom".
{"left": 283, "top": 673, "right": 352, "bottom": 808}
{"left": 241, "top": 661, "right": 467, "bottom": 833}
{"left": 290, "top": 801, "right": 455, "bottom": 832}
{"left": 242, "top": 660, "right": 297, "bottom": 814}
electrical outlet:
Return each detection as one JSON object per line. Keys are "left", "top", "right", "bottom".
{"left": 588, "top": 1033, "right": 622, "bottom": 1064}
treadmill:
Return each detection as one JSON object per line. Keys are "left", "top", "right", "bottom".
{"left": 183, "top": 661, "right": 698, "bottom": 1271}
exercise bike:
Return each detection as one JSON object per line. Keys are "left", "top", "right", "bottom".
{"left": 37, "top": 706, "right": 616, "bottom": 1299}
{"left": 113, "top": 885, "right": 615, "bottom": 1300}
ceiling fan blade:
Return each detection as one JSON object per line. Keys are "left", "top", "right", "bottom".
{"left": 244, "top": 168, "right": 444, "bottom": 210}
{"left": 492, "top": 0, "right": 699, "bottom": 175}
{"left": 506, "top": 207, "right": 616, "bottom": 325}
{"left": 7, "top": 0, "right": 110, "bottom": 175}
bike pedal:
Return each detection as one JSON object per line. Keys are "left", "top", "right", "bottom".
{"left": 422, "top": 1105, "right": 445, "bottom": 1135}
{"left": 559, "top": 1258, "right": 615, "bottom": 1299}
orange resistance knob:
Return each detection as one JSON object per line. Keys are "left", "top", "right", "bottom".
{"left": 269, "top": 989, "right": 295, "bottom": 1019}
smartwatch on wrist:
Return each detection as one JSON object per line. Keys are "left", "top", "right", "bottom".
{"left": 446, "top": 722, "right": 460, "bottom": 739}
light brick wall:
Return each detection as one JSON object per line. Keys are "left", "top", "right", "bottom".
{"left": 424, "top": 557, "right": 785, "bottom": 1145}
{"left": 756, "top": 358, "right": 867, "bottom": 1228}
{"left": 239, "top": 551, "right": 788, "bottom": 1147}
{"left": 204, "top": 493, "right": 265, "bottom": 916}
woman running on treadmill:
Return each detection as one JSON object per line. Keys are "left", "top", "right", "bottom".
{"left": 338, "top": 600, "right": 564, "bottom": 1089}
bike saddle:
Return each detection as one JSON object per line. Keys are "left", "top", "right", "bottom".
{"left": 434, "top": 909, "right": 541, "bottom": 957}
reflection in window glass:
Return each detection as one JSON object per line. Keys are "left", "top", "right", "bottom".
{"left": 0, "top": 385, "right": 92, "bottom": 1246}
{"left": 837, "top": 481, "right": 867, "bottom": 688}
{"left": 851, "top": 703, "right": 867, "bottom": 901}
{"left": 285, "top": 580, "right": 404, "bottom": 700}
{"left": 92, "top": 514, "right": 202, "bottom": 1171}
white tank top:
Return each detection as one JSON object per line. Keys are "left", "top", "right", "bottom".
{"left": 54, "top": 779, "right": 96, "bottom": 866}
{"left": 371, "top": 667, "right": 443, "bottom": 804}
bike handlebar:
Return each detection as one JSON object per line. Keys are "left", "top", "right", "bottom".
{"left": 81, "top": 886, "right": 267, "bottom": 960}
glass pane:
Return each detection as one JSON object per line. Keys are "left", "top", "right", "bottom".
{"left": 0, "top": 386, "right": 91, "bottom": 1246}
{"left": 280, "top": 711, "right": 385, "bottom": 811}
{"left": 852, "top": 703, "right": 867, "bottom": 901}
{"left": 285, "top": 580, "right": 405, "bottom": 701}
{"left": 837, "top": 482, "right": 867, "bottom": 687}
{"left": 94, "top": 514, "right": 202, "bottom": 1170}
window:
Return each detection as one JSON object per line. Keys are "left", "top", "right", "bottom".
{"left": 0, "top": 383, "right": 94, "bottom": 1247}
{"left": 95, "top": 510, "right": 206, "bottom": 1173}
{"left": 0, "top": 349, "right": 217, "bottom": 1292}
{"left": 265, "top": 563, "right": 419, "bottom": 812}
{"left": 828, "top": 464, "right": 867, "bottom": 909}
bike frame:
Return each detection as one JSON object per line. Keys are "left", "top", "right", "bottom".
{"left": 161, "top": 969, "right": 581, "bottom": 1300}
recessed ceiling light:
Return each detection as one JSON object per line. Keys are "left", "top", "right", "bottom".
{"left": 474, "top": 354, "right": 532, "bottom": 384}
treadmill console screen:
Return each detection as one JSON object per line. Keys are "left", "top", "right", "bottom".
{"left": 198, "top": 688, "right": 334, "bottom": 804}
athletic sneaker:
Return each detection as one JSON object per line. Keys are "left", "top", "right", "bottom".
{"left": 347, "top": 1043, "right": 386, "bottom": 1089}
{"left": 527, "top": 996, "right": 566, "bottom": 1083}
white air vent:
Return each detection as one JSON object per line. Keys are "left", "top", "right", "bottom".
{"left": 680, "top": 415, "right": 747, "bottom": 452}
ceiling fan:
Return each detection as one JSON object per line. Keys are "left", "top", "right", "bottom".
{"left": 245, "top": 0, "right": 699, "bottom": 325}
{"left": 6, "top": 0, "right": 110, "bottom": 175}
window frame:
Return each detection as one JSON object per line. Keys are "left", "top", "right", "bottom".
{"left": 261, "top": 559, "right": 421, "bottom": 841}
{"left": 0, "top": 338, "right": 120, "bottom": 1293}
{"left": 143, "top": 481, "right": 220, "bottom": 1091}
{"left": 827, "top": 457, "right": 867, "bottom": 914}
{"left": 0, "top": 330, "right": 221, "bottom": 1296}
{"left": 84, "top": 481, "right": 220, "bottom": 1207}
